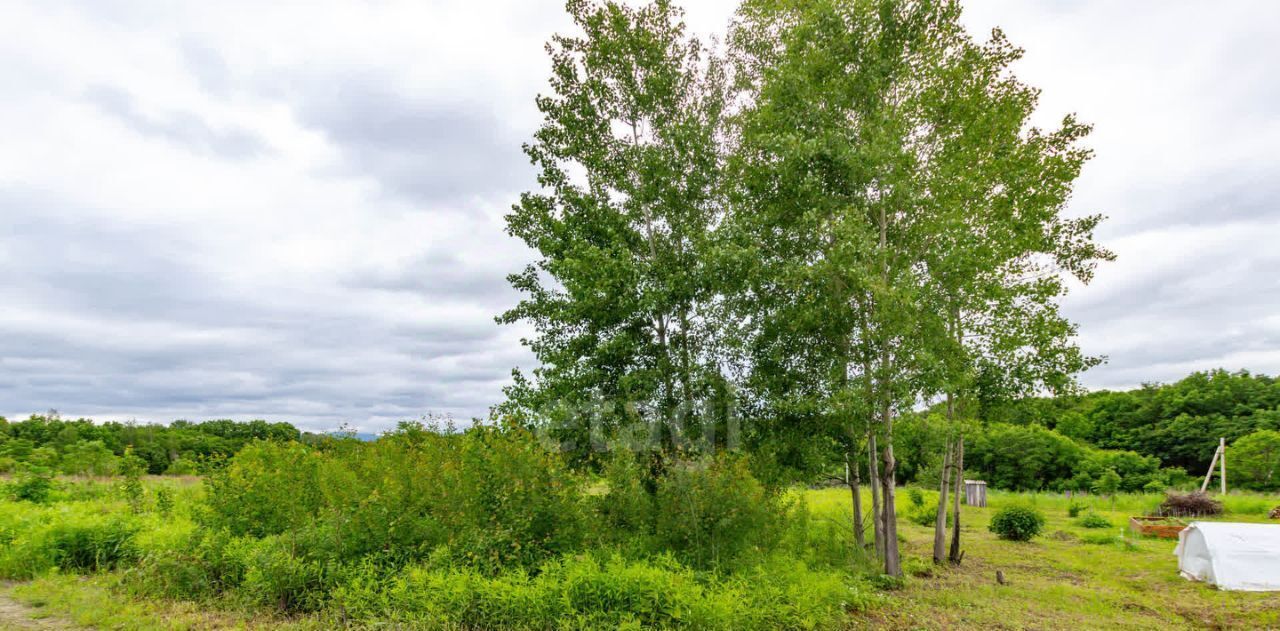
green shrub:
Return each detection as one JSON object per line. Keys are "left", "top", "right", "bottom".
{"left": 1079, "top": 532, "right": 1120, "bottom": 545}
{"left": 202, "top": 441, "right": 323, "bottom": 537}
{"left": 154, "top": 487, "right": 174, "bottom": 516}
{"left": 595, "top": 450, "right": 656, "bottom": 541}
{"left": 1076, "top": 512, "right": 1112, "bottom": 529}
{"left": 652, "top": 456, "right": 784, "bottom": 569}
{"left": 47, "top": 517, "right": 138, "bottom": 572}
{"left": 164, "top": 458, "right": 199, "bottom": 476}
{"left": 198, "top": 424, "right": 586, "bottom": 581}
{"left": 0, "top": 511, "right": 138, "bottom": 578}
{"left": 1066, "top": 501, "right": 1085, "bottom": 518}
{"left": 988, "top": 505, "right": 1045, "bottom": 541}
{"left": 8, "top": 465, "right": 54, "bottom": 503}
{"left": 906, "top": 503, "right": 951, "bottom": 528}
{"left": 238, "top": 535, "right": 330, "bottom": 612}
{"left": 908, "top": 488, "right": 924, "bottom": 508}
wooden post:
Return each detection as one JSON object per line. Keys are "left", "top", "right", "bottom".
{"left": 1200, "top": 443, "right": 1221, "bottom": 493}
{"left": 1220, "top": 437, "right": 1227, "bottom": 495}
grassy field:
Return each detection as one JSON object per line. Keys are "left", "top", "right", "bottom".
{"left": 2, "top": 479, "right": 1278, "bottom": 630}
{"left": 826, "top": 489, "right": 1280, "bottom": 630}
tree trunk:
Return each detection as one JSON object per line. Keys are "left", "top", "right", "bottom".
{"left": 949, "top": 437, "right": 965, "bottom": 564}
{"left": 880, "top": 402, "right": 901, "bottom": 577}
{"left": 868, "top": 433, "right": 884, "bottom": 560}
{"left": 933, "top": 439, "right": 952, "bottom": 564}
{"left": 847, "top": 451, "right": 865, "bottom": 550}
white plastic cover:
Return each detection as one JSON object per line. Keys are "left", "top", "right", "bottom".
{"left": 1174, "top": 521, "right": 1280, "bottom": 591}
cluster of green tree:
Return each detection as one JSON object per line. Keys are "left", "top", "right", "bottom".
{"left": 976, "top": 369, "right": 1280, "bottom": 490}
{"left": 894, "top": 413, "right": 1188, "bottom": 493}
{"left": 498, "top": 0, "right": 1111, "bottom": 577}
{"left": 0, "top": 414, "right": 302, "bottom": 476}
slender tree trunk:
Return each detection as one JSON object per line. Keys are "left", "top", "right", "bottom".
{"left": 949, "top": 437, "right": 965, "bottom": 564}
{"left": 932, "top": 438, "right": 952, "bottom": 564}
{"left": 847, "top": 451, "right": 865, "bottom": 550}
{"left": 879, "top": 401, "right": 901, "bottom": 577}
{"left": 868, "top": 433, "right": 884, "bottom": 560}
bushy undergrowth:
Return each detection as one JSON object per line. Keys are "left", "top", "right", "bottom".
{"left": 112, "top": 423, "right": 857, "bottom": 625}
{"left": 0, "top": 505, "right": 139, "bottom": 578}
{"left": 331, "top": 552, "right": 875, "bottom": 630}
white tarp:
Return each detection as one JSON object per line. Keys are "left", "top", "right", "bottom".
{"left": 1174, "top": 521, "right": 1280, "bottom": 591}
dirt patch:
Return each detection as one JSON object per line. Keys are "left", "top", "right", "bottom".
{"left": 0, "top": 591, "right": 77, "bottom": 630}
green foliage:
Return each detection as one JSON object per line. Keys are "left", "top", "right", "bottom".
{"left": 908, "top": 488, "right": 925, "bottom": 509}
{"left": 1076, "top": 512, "right": 1112, "bottom": 529}
{"left": 0, "top": 502, "right": 139, "bottom": 579}
{"left": 651, "top": 456, "right": 785, "bottom": 570}
{"left": 332, "top": 552, "right": 873, "bottom": 631}
{"left": 988, "top": 505, "right": 1046, "bottom": 542}
{"left": 201, "top": 423, "right": 586, "bottom": 580}
{"left": 202, "top": 441, "right": 321, "bottom": 537}
{"left": 1067, "top": 501, "right": 1085, "bottom": 518}
{"left": 9, "top": 464, "right": 55, "bottom": 503}
{"left": 965, "top": 422, "right": 1166, "bottom": 492}
{"left": 497, "top": 0, "right": 732, "bottom": 461}
{"left": 120, "top": 449, "right": 147, "bottom": 514}
{"left": 154, "top": 486, "right": 174, "bottom": 517}
{"left": 1231, "top": 429, "right": 1280, "bottom": 491}
{"left": 1092, "top": 469, "right": 1122, "bottom": 496}
{"left": 982, "top": 369, "right": 1280, "bottom": 477}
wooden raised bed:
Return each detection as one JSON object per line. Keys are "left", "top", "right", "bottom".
{"left": 1129, "top": 516, "right": 1187, "bottom": 539}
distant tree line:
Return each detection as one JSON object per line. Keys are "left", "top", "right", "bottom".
{"left": 887, "top": 369, "right": 1280, "bottom": 492}
{"left": 0, "top": 415, "right": 304, "bottom": 475}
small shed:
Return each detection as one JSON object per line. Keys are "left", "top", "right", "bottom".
{"left": 963, "top": 479, "right": 987, "bottom": 507}
{"left": 1174, "top": 522, "right": 1280, "bottom": 591}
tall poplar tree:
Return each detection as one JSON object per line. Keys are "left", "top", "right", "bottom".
{"left": 730, "top": 0, "right": 1111, "bottom": 576}
{"left": 499, "top": 0, "right": 729, "bottom": 462}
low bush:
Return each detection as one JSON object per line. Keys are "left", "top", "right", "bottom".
{"left": 1076, "top": 512, "right": 1112, "bottom": 529}
{"left": 0, "top": 509, "right": 138, "bottom": 578}
{"left": 1066, "top": 501, "right": 1085, "bottom": 518}
{"left": 8, "top": 465, "right": 55, "bottom": 503}
{"left": 988, "top": 505, "right": 1046, "bottom": 542}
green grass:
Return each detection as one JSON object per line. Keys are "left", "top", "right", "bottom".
{"left": 801, "top": 487, "right": 1280, "bottom": 630}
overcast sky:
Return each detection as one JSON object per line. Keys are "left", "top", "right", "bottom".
{"left": 2, "top": 1, "right": 1278, "bottom": 431}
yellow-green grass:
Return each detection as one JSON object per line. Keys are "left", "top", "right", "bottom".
{"left": 801, "top": 487, "right": 1280, "bottom": 630}
{"left": 3, "top": 573, "right": 329, "bottom": 630}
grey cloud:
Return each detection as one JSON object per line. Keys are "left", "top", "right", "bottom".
{"left": 179, "top": 38, "right": 233, "bottom": 96}
{"left": 84, "top": 85, "right": 268, "bottom": 159}
{"left": 345, "top": 248, "right": 521, "bottom": 309}
{"left": 0, "top": 189, "right": 523, "bottom": 431}
{"left": 287, "top": 76, "right": 532, "bottom": 206}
